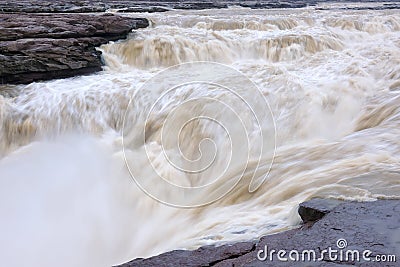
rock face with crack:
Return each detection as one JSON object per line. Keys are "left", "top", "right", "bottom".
{"left": 117, "top": 199, "right": 400, "bottom": 266}
{"left": 0, "top": 13, "right": 149, "bottom": 84}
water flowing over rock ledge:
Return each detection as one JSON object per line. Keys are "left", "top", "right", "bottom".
{"left": 117, "top": 199, "right": 400, "bottom": 267}
{"left": 0, "top": 13, "right": 148, "bottom": 84}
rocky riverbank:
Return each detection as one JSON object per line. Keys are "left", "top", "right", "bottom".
{"left": 1, "top": 0, "right": 399, "bottom": 13}
{"left": 117, "top": 199, "right": 399, "bottom": 266}
{"left": 2, "top": 0, "right": 399, "bottom": 84}
{"left": 0, "top": 1, "right": 307, "bottom": 13}
{"left": 0, "top": 13, "right": 148, "bottom": 84}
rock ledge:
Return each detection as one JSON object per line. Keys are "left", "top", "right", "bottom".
{"left": 0, "top": 13, "right": 148, "bottom": 84}
{"left": 117, "top": 199, "right": 400, "bottom": 267}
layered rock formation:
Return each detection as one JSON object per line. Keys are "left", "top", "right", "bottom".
{"left": 2, "top": 0, "right": 399, "bottom": 13}
{"left": 0, "top": 13, "right": 148, "bottom": 84}
{"left": 0, "top": 1, "right": 301, "bottom": 13}
{"left": 2, "top": 1, "right": 398, "bottom": 84}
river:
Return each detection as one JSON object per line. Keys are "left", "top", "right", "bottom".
{"left": 0, "top": 4, "right": 399, "bottom": 267}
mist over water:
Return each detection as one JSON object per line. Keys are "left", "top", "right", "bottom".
{"left": 1, "top": 4, "right": 400, "bottom": 267}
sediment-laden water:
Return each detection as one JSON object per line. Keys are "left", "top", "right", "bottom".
{"left": 1, "top": 4, "right": 400, "bottom": 267}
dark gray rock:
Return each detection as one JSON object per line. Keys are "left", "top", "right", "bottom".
{"left": 298, "top": 198, "right": 343, "bottom": 223}
{"left": 239, "top": 2, "right": 307, "bottom": 9}
{"left": 173, "top": 2, "right": 228, "bottom": 10}
{"left": 120, "top": 242, "right": 255, "bottom": 267}
{"left": 0, "top": 1, "right": 224, "bottom": 13}
{"left": 116, "top": 200, "right": 400, "bottom": 267}
{"left": 117, "top": 6, "right": 171, "bottom": 13}
{"left": 0, "top": 13, "right": 149, "bottom": 84}
{"left": 0, "top": 1, "right": 108, "bottom": 13}
{"left": 0, "top": 13, "right": 149, "bottom": 41}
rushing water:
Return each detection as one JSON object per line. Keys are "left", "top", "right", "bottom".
{"left": 1, "top": 4, "right": 400, "bottom": 267}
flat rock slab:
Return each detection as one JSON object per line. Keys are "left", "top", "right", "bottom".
{"left": 0, "top": 13, "right": 148, "bottom": 84}
{"left": 0, "top": 13, "right": 148, "bottom": 41}
{"left": 117, "top": 199, "right": 400, "bottom": 267}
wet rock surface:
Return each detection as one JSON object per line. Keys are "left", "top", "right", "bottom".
{"left": 298, "top": 198, "right": 343, "bottom": 223}
{"left": 0, "top": 1, "right": 298, "bottom": 13}
{"left": 117, "top": 199, "right": 400, "bottom": 267}
{"left": 0, "top": 13, "right": 148, "bottom": 84}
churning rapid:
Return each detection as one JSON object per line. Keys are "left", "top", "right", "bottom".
{"left": 1, "top": 4, "right": 400, "bottom": 267}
